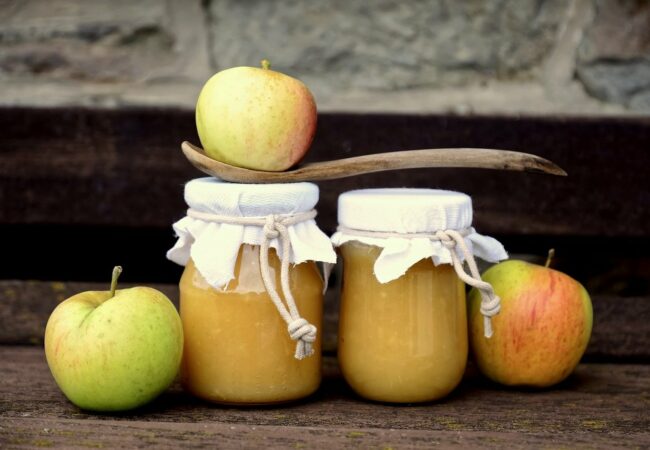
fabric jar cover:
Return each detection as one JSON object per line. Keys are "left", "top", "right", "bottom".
{"left": 330, "top": 188, "right": 508, "bottom": 283}
{"left": 167, "top": 177, "right": 337, "bottom": 289}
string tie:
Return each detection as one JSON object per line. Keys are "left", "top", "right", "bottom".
{"left": 188, "top": 208, "right": 319, "bottom": 358}
{"left": 337, "top": 226, "right": 501, "bottom": 338}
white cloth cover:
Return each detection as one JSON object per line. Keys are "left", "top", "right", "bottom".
{"left": 167, "top": 177, "right": 337, "bottom": 289}
{"left": 331, "top": 188, "right": 508, "bottom": 283}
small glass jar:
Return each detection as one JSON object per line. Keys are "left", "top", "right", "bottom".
{"left": 338, "top": 241, "right": 466, "bottom": 403}
{"left": 168, "top": 178, "right": 336, "bottom": 405}
{"left": 332, "top": 189, "right": 506, "bottom": 403}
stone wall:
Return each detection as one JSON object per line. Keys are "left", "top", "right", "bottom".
{"left": 0, "top": 0, "right": 648, "bottom": 114}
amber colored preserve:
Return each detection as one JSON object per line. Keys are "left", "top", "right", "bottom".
{"left": 338, "top": 241, "right": 468, "bottom": 403}
{"left": 180, "top": 244, "right": 323, "bottom": 404}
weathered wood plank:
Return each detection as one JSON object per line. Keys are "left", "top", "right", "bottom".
{"left": 1, "top": 280, "right": 648, "bottom": 360}
{"left": 2, "top": 416, "right": 646, "bottom": 449}
{"left": 0, "top": 346, "right": 649, "bottom": 449}
{"left": 1, "top": 107, "right": 648, "bottom": 236}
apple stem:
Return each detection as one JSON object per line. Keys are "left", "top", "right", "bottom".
{"left": 110, "top": 266, "right": 123, "bottom": 298}
{"left": 261, "top": 59, "right": 271, "bottom": 70}
{"left": 545, "top": 249, "right": 555, "bottom": 268}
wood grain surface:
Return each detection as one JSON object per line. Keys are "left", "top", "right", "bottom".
{"left": 1, "top": 108, "right": 648, "bottom": 449}
{"left": 1, "top": 346, "right": 648, "bottom": 449}
{"left": 1, "top": 280, "right": 647, "bottom": 361}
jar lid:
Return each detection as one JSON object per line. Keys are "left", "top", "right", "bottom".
{"left": 184, "top": 177, "right": 319, "bottom": 217}
{"left": 338, "top": 188, "right": 472, "bottom": 233}
{"left": 167, "top": 178, "right": 336, "bottom": 289}
{"left": 331, "top": 188, "right": 507, "bottom": 284}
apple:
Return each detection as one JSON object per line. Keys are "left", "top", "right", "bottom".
{"left": 468, "top": 250, "right": 593, "bottom": 387}
{"left": 195, "top": 59, "right": 317, "bottom": 171}
{"left": 44, "top": 267, "right": 183, "bottom": 411}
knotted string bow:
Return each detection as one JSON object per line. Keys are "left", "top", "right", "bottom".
{"left": 188, "top": 208, "right": 319, "bottom": 359}
{"left": 336, "top": 226, "right": 501, "bottom": 338}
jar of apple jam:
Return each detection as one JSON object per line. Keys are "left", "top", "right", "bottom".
{"left": 331, "top": 189, "right": 507, "bottom": 403}
{"left": 167, "top": 178, "right": 336, "bottom": 404}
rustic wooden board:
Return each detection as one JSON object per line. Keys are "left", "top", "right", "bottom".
{"left": 3, "top": 224, "right": 648, "bottom": 289}
{"left": 1, "top": 416, "right": 645, "bottom": 449}
{"left": 1, "top": 346, "right": 649, "bottom": 449}
{"left": 1, "top": 107, "right": 648, "bottom": 237}
{"left": 2, "top": 280, "right": 648, "bottom": 360}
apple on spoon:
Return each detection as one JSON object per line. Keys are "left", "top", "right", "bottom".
{"left": 196, "top": 59, "right": 317, "bottom": 172}
{"left": 190, "top": 60, "right": 566, "bottom": 182}
{"left": 44, "top": 266, "right": 183, "bottom": 411}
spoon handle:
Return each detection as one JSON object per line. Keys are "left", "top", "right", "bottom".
{"left": 182, "top": 141, "right": 566, "bottom": 183}
{"left": 291, "top": 148, "right": 567, "bottom": 180}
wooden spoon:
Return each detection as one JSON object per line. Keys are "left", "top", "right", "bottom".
{"left": 181, "top": 141, "right": 567, "bottom": 183}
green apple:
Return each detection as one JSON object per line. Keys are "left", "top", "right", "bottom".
{"left": 44, "top": 267, "right": 183, "bottom": 411}
{"left": 196, "top": 59, "right": 317, "bottom": 171}
{"left": 469, "top": 250, "right": 593, "bottom": 387}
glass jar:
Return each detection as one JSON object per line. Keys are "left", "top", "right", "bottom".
{"left": 180, "top": 246, "right": 323, "bottom": 404}
{"left": 338, "top": 241, "right": 466, "bottom": 403}
{"left": 167, "top": 178, "right": 336, "bottom": 405}
{"left": 332, "top": 189, "right": 506, "bottom": 403}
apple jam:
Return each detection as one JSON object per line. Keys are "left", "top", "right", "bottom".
{"left": 179, "top": 245, "right": 323, "bottom": 405}
{"left": 168, "top": 178, "right": 336, "bottom": 405}
{"left": 331, "top": 188, "right": 507, "bottom": 404}
{"left": 338, "top": 241, "right": 467, "bottom": 403}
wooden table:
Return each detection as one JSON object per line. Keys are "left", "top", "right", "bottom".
{"left": 2, "top": 346, "right": 649, "bottom": 449}
{"left": 1, "top": 108, "right": 649, "bottom": 448}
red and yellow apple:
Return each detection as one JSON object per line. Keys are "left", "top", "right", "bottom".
{"left": 469, "top": 251, "right": 593, "bottom": 387}
{"left": 195, "top": 59, "right": 317, "bottom": 171}
{"left": 45, "top": 267, "right": 183, "bottom": 411}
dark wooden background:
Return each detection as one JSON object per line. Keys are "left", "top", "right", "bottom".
{"left": 1, "top": 108, "right": 648, "bottom": 266}
{"left": 1, "top": 107, "right": 649, "bottom": 361}
{"left": 1, "top": 107, "right": 649, "bottom": 448}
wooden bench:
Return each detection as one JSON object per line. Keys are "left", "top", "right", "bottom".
{"left": 1, "top": 108, "right": 649, "bottom": 448}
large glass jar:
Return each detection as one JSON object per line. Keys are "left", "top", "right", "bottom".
{"left": 180, "top": 246, "right": 323, "bottom": 404}
{"left": 167, "top": 178, "right": 336, "bottom": 405}
{"left": 331, "top": 188, "right": 507, "bottom": 403}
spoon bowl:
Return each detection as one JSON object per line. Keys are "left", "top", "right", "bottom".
{"left": 181, "top": 141, "right": 567, "bottom": 183}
